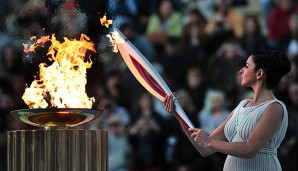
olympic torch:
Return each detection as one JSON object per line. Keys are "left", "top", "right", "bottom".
{"left": 109, "top": 27, "right": 201, "bottom": 152}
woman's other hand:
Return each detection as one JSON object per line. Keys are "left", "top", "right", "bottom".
{"left": 189, "top": 128, "right": 212, "bottom": 148}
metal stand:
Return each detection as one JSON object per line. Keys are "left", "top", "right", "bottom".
{"left": 7, "top": 129, "right": 108, "bottom": 171}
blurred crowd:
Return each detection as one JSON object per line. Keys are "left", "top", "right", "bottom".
{"left": 0, "top": 0, "right": 298, "bottom": 171}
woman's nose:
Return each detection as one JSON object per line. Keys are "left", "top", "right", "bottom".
{"left": 239, "top": 68, "right": 244, "bottom": 74}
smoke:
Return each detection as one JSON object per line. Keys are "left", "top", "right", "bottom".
{"left": 0, "top": 0, "right": 115, "bottom": 64}
{"left": 0, "top": 0, "right": 114, "bottom": 94}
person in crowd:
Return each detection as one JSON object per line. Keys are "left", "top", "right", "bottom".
{"left": 120, "top": 21, "right": 156, "bottom": 61}
{"left": 206, "top": 40, "right": 246, "bottom": 106}
{"left": 180, "top": 9, "right": 208, "bottom": 64}
{"left": 155, "top": 36, "right": 192, "bottom": 90}
{"left": 279, "top": 13, "right": 298, "bottom": 62}
{"left": 163, "top": 89, "right": 211, "bottom": 171}
{"left": 50, "top": 1, "right": 88, "bottom": 38}
{"left": 273, "top": 61, "right": 297, "bottom": 105}
{"left": 107, "top": 115, "right": 133, "bottom": 171}
{"left": 146, "top": 0, "right": 183, "bottom": 46}
{"left": 164, "top": 51, "right": 292, "bottom": 170}
{"left": 183, "top": 67, "right": 208, "bottom": 114}
{"left": 267, "top": 0, "right": 298, "bottom": 49}
{"left": 198, "top": 90, "right": 230, "bottom": 135}
{"left": 197, "top": 89, "right": 231, "bottom": 171}
{"left": 128, "top": 92, "right": 166, "bottom": 171}
{"left": 88, "top": 87, "right": 131, "bottom": 130}
{"left": 205, "top": 0, "right": 244, "bottom": 38}
{"left": 134, "top": 0, "right": 159, "bottom": 33}
{"left": 181, "top": 0, "right": 216, "bottom": 22}
{"left": 239, "top": 15, "right": 269, "bottom": 55}
{"left": 279, "top": 81, "right": 298, "bottom": 171}
{"left": 104, "top": 70, "right": 129, "bottom": 108}
{"left": 260, "top": 0, "right": 274, "bottom": 25}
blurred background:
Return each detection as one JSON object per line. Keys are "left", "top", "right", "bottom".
{"left": 0, "top": 0, "right": 298, "bottom": 171}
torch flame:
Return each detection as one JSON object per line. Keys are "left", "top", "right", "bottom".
{"left": 22, "top": 34, "right": 96, "bottom": 109}
{"left": 106, "top": 30, "right": 125, "bottom": 53}
{"left": 100, "top": 14, "right": 112, "bottom": 28}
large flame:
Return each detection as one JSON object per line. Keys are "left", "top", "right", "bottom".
{"left": 22, "top": 34, "right": 96, "bottom": 109}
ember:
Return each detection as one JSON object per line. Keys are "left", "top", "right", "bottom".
{"left": 100, "top": 14, "right": 112, "bottom": 28}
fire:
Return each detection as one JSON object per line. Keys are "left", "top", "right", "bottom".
{"left": 100, "top": 14, "right": 112, "bottom": 28}
{"left": 107, "top": 30, "right": 125, "bottom": 53}
{"left": 22, "top": 34, "right": 96, "bottom": 109}
{"left": 23, "top": 36, "right": 50, "bottom": 54}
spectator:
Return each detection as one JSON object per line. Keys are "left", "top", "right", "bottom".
{"left": 279, "top": 81, "right": 298, "bottom": 171}
{"left": 273, "top": 61, "right": 297, "bottom": 104}
{"left": 205, "top": 0, "right": 244, "bottom": 38}
{"left": 280, "top": 13, "right": 298, "bottom": 61}
{"left": 196, "top": 89, "right": 232, "bottom": 171}
{"left": 260, "top": 0, "right": 274, "bottom": 25}
{"left": 181, "top": 0, "right": 216, "bottom": 21}
{"left": 198, "top": 90, "right": 230, "bottom": 135}
{"left": 207, "top": 40, "right": 246, "bottom": 98}
{"left": 120, "top": 21, "right": 156, "bottom": 61}
{"left": 107, "top": 115, "right": 133, "bottom": 171}
{"left": 163, "top": 89, "right": 211, "bottom": 171}
{"left": 135, "top": 0, "right": 159, "bottom": 33}
{"left": 146, "top": 0, "right": 183, "bottom": 46}
{"left": 155, "top": 37, "right": 192, "bottom": 90}
{"left": 267, "top": 0, "right": 298, "bottom": 49}
{"left": 50, "top": 1, "right": 88, "bottom": 38}
{"left": 129, "top": 92, "right": 166, "bottom": 171}
{"left": 183, "top": 67, "right": 208, "bottom": 114}
{"left": 181, "top": 9, "right": 208, "bottom": 64}
{"left": 104, "top": 70, "right": 131, "bottom": 109}
{"left": 239, "top": 15, "right": 269, "bottom": 55}
{"left": 91, "top": 89, "right": 131, "bottom": 130}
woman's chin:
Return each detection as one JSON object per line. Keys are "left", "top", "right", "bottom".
{"left": 240, "top": 82, "right": 248, "bottom": 87}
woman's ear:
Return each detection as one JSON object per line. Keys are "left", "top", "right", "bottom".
{"left": 256, "top": 69, "right": 264, "bottom": 80}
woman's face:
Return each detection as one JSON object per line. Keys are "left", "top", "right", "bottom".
{"left": 239, "top": 56, "right": 257, "bottom": 87}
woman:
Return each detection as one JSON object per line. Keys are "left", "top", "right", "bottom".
{"left": 163, "top": 51, "right": 291, "bottom": 170}
{"left": 239, "top": 15, "right": 268, "bottom": 55}
{"left": 145, "top": 0, "right": 183, "bottom": 45}
{"left": 198, "top": 90, "right": 230, "bottom": 135}
{"left": 129, "top": 92, "right": 165, "bottom": 171}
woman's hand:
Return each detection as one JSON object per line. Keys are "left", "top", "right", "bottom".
{"left": 163, "top": 94, "right": 175, "bottom": 114}
{"left": 189, "top": 128, "right": 212, "bottom": 148}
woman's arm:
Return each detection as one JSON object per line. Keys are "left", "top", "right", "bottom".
{"left": 189, "top": 111, "right": 234, "bottom": 156}
{"left": 163, "top": 95, "right": 233, "bottom": 156}
{"left": 193, "top": 102, "right": 284, "bottom": 158}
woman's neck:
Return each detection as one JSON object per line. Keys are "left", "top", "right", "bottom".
{"left": 251, "top": 87, "right": 275, "bottom": 103}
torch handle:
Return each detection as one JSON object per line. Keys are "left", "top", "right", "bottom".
{"left": 173, "top": 98, "right": 204, "bottom": 152}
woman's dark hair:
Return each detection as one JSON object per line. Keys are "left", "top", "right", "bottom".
{"left": 251, "top": 51, "right": 291, "bottom": 89}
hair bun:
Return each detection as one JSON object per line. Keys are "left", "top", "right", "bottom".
{"left": 271, "top": 51, "right": 291, "bottom": 76}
